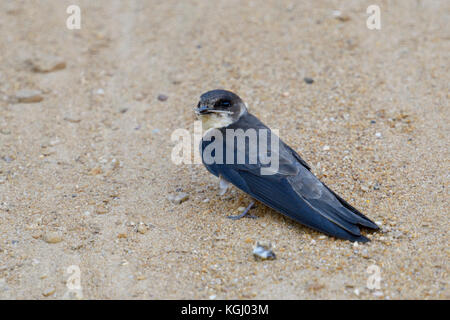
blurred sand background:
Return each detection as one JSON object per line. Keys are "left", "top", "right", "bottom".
{"left": 0, "top": 0, "right": 448, "bottom": 299}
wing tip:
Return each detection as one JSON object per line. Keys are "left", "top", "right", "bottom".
{"left": 358, "top": 218, "right": 380, "bottom": 230}
{"left": 353, "top": 234, "right": 370, "bottom": 243}
{"left": 331, "top": 231, "right": 370, "bottom": 243}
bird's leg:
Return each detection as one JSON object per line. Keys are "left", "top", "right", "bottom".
{"left": 227, "top": 201, "right": 257, "bottom": 220}
{"left": 218, "top": 176, "right": 257, "bottom": 220}
{"left": 218, "top": 175, "right": 230, "bottom": 196}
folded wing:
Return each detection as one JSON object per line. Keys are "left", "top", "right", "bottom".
{"left": 202, "top": 114, "right": 379, "bottom": 242}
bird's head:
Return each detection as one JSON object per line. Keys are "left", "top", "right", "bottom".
{"left": 194, "top": 90, "right": 247, "bottom": 130}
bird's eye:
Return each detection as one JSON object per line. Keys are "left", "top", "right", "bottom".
{"left": 216, "top": 100, "right": 231, "bottom": 108}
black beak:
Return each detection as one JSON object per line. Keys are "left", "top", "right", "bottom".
{"left": 195, "top": 104, "right": 211, "bottom": 115}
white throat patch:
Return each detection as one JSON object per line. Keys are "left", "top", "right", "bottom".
{"left": 200, "top": 113, "right": 233, "bottom": 133}
{"left": 199, "top": 104, "right": 248, "bottom": 136}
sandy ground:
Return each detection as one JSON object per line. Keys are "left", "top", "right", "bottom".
{"left": 0, "top": 0, "right": 448, "bottom": 299}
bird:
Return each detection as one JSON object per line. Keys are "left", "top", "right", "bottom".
{"left": 194, "top": 89, "right": 379, "bottom": 242}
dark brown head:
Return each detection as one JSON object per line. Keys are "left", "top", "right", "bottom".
{"left": 195, "top": 90, "right": 247, "bottom": 128}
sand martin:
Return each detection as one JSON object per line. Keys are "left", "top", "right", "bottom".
{"left": 195, "top": 89, "right": 379, "bottom": 242}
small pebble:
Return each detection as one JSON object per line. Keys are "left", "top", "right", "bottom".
{"left": 360, "top": 185, "right": 369, "bottom": 192}
{"left": 157, "top": 94, "right": 168, "bottom": 101}
{"left": 253, "top": 241, "right": 276, "bottom": 260}
{"left": 49, "top": 138, "right": 61, "bottom": 147}
{"left": 42, "top": 287, "right": 56, "bottom": 297}
{"left": 304, "top": 77, "right": 314, "bottom": 84}
{"left": 167, "top": 192, "right": 189, "bottom": 205}
{"left": 96, "top": 205, "right": 108, "bottom": 215}
{"left": 26, "top": 54, "right": 66, "bottom": 73}
{"left": 332, "top": 10, "right": 342, "bottom": 17}
{"left": 375, "top": 132, "right": 382, "bottom": 138}
{"left": 14, "top": 89, "right": 43, "bottom": 103}
{"left": 323, "top": 145, "right": 330, "bottom": 151}
{"left": 361, "top": 249, "right": 370, "bottom": 259}
{"left": 137, "top": 223, "right": 148, "bottom": 234}
{"left": 89, "top": 167, "right": 103, "bottom": 176}
{"left": 43, "top": 231, "right": 63, "bottom": 244}
{"left": 332, "top": 10, "right": 350, "bottom": 22}
{"left": 64, "top": 116, "right": 81, "bottom": 123}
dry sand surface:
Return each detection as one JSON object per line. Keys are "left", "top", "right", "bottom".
{"left": 0, "top": 0, "right": 448, "bottom": 299}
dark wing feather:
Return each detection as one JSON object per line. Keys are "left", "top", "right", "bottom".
{"left": 230, "top": 169, "right": 370, "bottom": 242}
{"left": 201, "top": 113, "right": 378, "bottom": 242}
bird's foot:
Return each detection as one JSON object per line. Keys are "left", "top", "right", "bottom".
{"left": 227, "top": 201, "right": 257, "bottom": 220}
